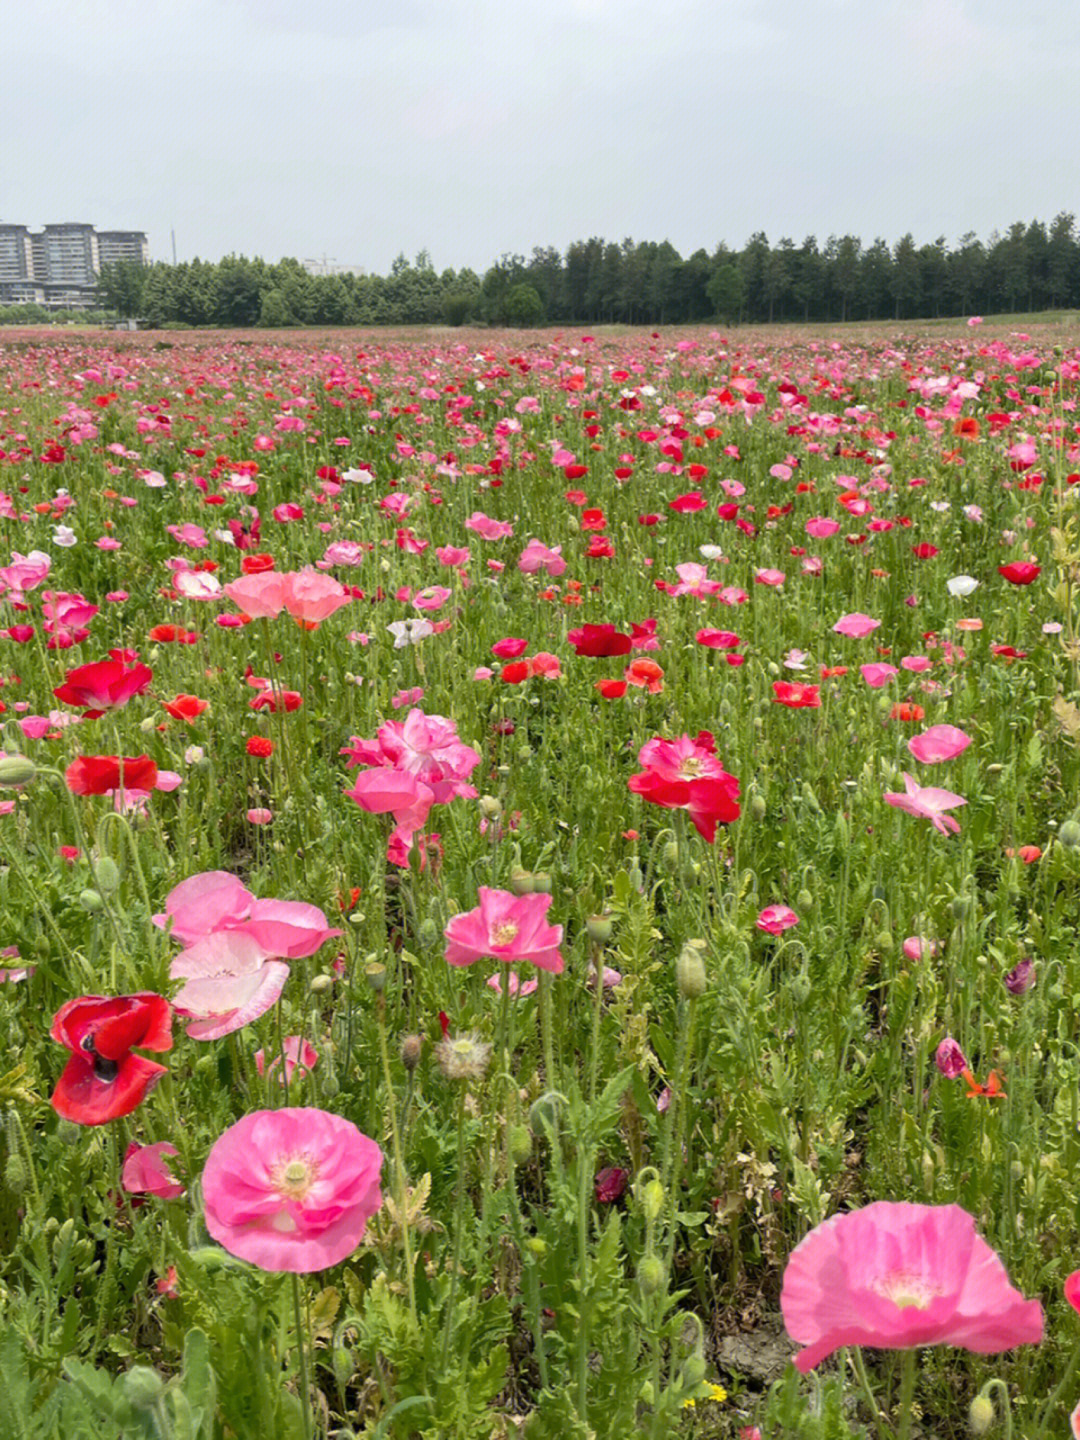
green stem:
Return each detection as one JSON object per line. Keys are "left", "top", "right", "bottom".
{"left": 291, "top": 1273, "right": 314, "bottom": 1440}
{"left": 376, "top": 992, "right": 418, "bottom": 1327}
{"left": 587, "top": 941, "right": 605, "bottom": 1104}
{"left": 439, "top": 1086, "right": 469, "bottom": 1371}
{"left": 1035, "top": 1338, "right": 1080, "bottom": 1438}
{"left": 849, "top": 1347, "right": 895, "bottom": 1440}
{"left": 896, "top": 1348, "right": 917, "bottom": 1440}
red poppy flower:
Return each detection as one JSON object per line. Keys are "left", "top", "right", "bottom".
{"left": 53, "top": 657, "right": 154, "bottom": 718}
{"left": 163, "top": 694, "right": 209, "bottom": 723}
{"left": 246, "top": 735, "right": 275, "bottom": 757}
{"left": 248, "top": 689, "right": 303, "bottom": 713}
{"left": 773, "top": 681, "right": 821, "bottom": 709}
{"left": 624, "top": 659, "right": 664, "bottom": 693}
{"left": 595, "top": 679, "right": 628, "bottom": 699}
{"left": 669, "top": 491, "right": 707, "bottom": 513}
{"left": 890, "top": 702, "right": 926, "bottom": 722}
{"left": 567, "top": 623, "right": 633, "bottom": 657}
{"left": 962, "top": 1068, "right": 1005, "bottom": 1099}
{"left": 998, "top": 563, "right": 1041, "bottom": 586}
{"left": 66, "top": 755, "right": 159, "bottom": 795}
{"left": 241, "top": 553, "right": 276, "bottom": 575}
{"left": 594, "top": 1166, "right": 629, "bottom": 1203}
{"left": 500, "top": 661, "right": 531, "bottom": 685}
{"left": 148, "top": 625, "right": 200, "bottom": 645}
{"left": 50, "top": 993, "right": 172, "bottom": 1125}
{"left": 581, "top": 508, "right": 606, "bottom": 531}
{"left": 911, "top": 544, "right": 939, "bottom": 560}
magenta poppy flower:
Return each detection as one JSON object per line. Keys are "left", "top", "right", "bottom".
{"left": 53, "top": 657, "right": 154, "bottom": 718}
{"left": 594, "top": 1166, "right": 629, "bottom": 1203}
{"left": 50, "top": 993, "right": 173, "bottom": 1126}
{"left": 907, "top": 725, "right": 972, "bottom": 765}
{"left": 628, "top": 732, "right": 741, "bottom": 842}
{"left": 567, "top": 623, "right": 633, "bottom": 657}
{"left": 444, "top": 887, "right": 564, "bottom": 974}
{"left": 781, "top": 1201, "right": 1043, "bottom": 1372}
{"left": 860, "top": 663, "right": 898, "bottom": 688}
{"left": 757, "top": 905, "right": 800, "bottom": 936}
{"left": 883, "top": 774, "right": 966, "bottom": 836}
{"left": 935, "top": 1037, "right": 967, "bottom": 1078}
{"left": 202, "top": 1108, "right": 383, "bottom": 1272}
{"left": 122, "top": 1141, "right": 184, "bottom": 1199}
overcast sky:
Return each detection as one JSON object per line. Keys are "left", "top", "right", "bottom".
{"left": 5, "top": 0, "right": 1079, "bottom": 273}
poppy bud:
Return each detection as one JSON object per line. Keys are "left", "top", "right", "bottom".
{"left": 4, "top": 1150, "right": 28, "bottom": 1195}
{"left": 400, "top": 1034, "right": 423, "bottom": 1071}
{"left": 662, "top": 841, "right": 680, "bottom": 871}
{"left": 92, "top": 856, "right": 121, "bottom": 895}
{"left": 951, "top": 894, "right": 973, "bottom": 920}
{"left": 639, "top": 1178, "right": 665, "bottom": 1223}
{"left": 509, "top": 1123, "right": 532, "bottom": 1165}
{"left": 509, "top": 867, "right": 534, "bottom": 896}
{"left": 790, "top": 972, "right": 812, "bottom": 1005}
{"left": 332, "top": 1347, "right": 353, "bottom": 1391}
{"left": 529, "top": 1093, "right": 561, "bottom": 1138}
{"left": 638, "top": 1255, "right": 665, "bottom": 1295}
{"left": 310, "top": 973, "right": 334, "bottom": 994}
{"left": 796, "top": 888, "right": 813, "bottom": 912}
{"left": 586, "top": 914, "right": 613, "bottom": 944}
{"left": 875, "top": 930, "right": 894, "bottom": 953}
{"left": 139, "top": 715, "right": 158, "bottom": 734}
{"left": 627, "top": 862, "right": 644, "bottom": 893}
{"left": 968, "top": 1394, "right": 995, "bottom": 1436}
{"left": 525, "top": 1236, "right": 547, "bottom": 1258}
{"left": 0, "top": 754, "right": 36, "bottom": 787}
{"left": 418, "top": 917, "right": 440, "bottom": 949}
{"left": 676, "top": 941, "right": 707, "bottom": 999}
{"left": 680, "top": 1354, "right": 707, "bottom": 1389}
{"left": 78, "top": 889, "right": 104, "bottom": 913}
{"left": 750, "top": 794, "right": 767, "bottom": 822}
{"left": 1059, "top": 819, "right": 1080, "bottom": 849}
{"left": 121, "top": 1367, "right": 166, "bottom": 1412}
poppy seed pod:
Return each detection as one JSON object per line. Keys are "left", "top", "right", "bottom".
{"left": 509, "top": 867, "right": 534, "bottom": 896}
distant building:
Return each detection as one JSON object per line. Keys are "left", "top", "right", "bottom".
{"left": 0, "top": 222, "right": 148, "bottom": 309}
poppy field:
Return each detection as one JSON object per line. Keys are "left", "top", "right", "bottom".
{"left": 3, "top": 318, "right": 1080, "bottom": 1439}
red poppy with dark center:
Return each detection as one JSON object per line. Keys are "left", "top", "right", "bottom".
{"left": 50, "top": 993, "right": 173, "bottom": 1125}
{"left": 773, "top": 681, "right": 821, "bottom": 709}
{"left": 998, "top": 563, "right": 1041, "bottom": 586}
{"left": 567, "top": 623, "right": 632, "bottom": 658}
{"left": 66, "top": 755, "right": 159, "bottom": 794}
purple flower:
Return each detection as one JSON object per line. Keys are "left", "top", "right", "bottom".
{"left": 1004, "top": 959, "right": 1036, "bottom": 996}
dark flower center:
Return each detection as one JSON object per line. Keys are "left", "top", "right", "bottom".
{"left": 81, "top": 1033, "right": 121, "bottom": 1083}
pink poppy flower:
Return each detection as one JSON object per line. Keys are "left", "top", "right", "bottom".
{"left": 935, "top": 1037, "right": 967, "bottom": 1078}
{"left": 0, "top": 550, "right": 51, "bottom": 595}
{"left": 202, "top": 1108, "right": 383, "bottom": 1272}
{"left": 53, "top": 657, "right": 154, "bottom": 718}
{"left": 907, "top": 725, "right": 972, "bottom": 765}
{"left": 444, "top": 887, "right": 564, "bottom": 974}
{"left": 833, "top": 613, "right": 881, "bottom": 639}
{"left": 154, "top": 871, "right": 341, "bottom": 959}
{"left": 465, "top": 512, "right": 514, "bottom": 540}
{"left": 224, "top": 570, "right": 287, "bottom": 618}
{"left": 280, "top": 569, "right": 350, "bottom": 625}
{"left": 860, "top": 663, "right": 898, "bottom": 688}
{"left": 757, "top": 905, "right": 800, "bottom": 936}
{"left": 122, "top": 1141, "right": 184, "bottom": 1200}
{"left": 518, "top": 539, "right": 566, "bottom": 576}
{"left": 255, "top": 1035, "right": 319, "bottom": 1085}
{"left": 781, "top": 1201, "right": 1043, "bottom": 1373}
{"left": 169, "top": 931, "right": 290, "bottom": 1040}
{"left": 486, "top": 971, "right": 540, "bottom": 999}
{"left": 805, "top": 517, "right": 840, "bottom": 539}
{"left": 883, "top": 774, "right": 966, "bottom": 836}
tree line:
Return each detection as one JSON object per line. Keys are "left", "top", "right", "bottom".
{"left": 9, "top": 216, "right": 1080, "bottom": 328}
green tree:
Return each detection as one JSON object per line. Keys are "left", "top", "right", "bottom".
{"left": 96, "top": 260, "right": 146, "bottom": 319}
{"left": 706, "top": 263, "right": 745, "bottom": 324}
{"left": 889, "top": 234, "right": 920, "bottom": 319}
{"left": 503, "top": 283, "right": 545, "bottom": 327}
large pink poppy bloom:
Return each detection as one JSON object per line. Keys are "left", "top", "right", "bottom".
{"left": 0, "top": 550, "right": 51, "bottom": 595}
{"left": 781, "top": 1201, "right": 1043, "bottom": 1372}
{"left": 344, "top": 768, "right": 435, "bottom": 851}
{"left": 170, "top": 931, "right": 290, "bottom": 1040}
{"left": 444, "top": 887, "right": 564, "bottom": 974}
{"left": 202, "top": 1108, "right": 383, "bottom": 1272}
{"left": 833, "top": 612, "right": 881, "bottom": 639}
{"left": 280, "top": 569, "right": 351, "bottom": 624}
{"left": 883, "top": 773, "right": 966, "bottom": 836}
{"left": 224, "top": 569, "right": 288, "bottom": 619}
{"left": 153, "top": 871, "right": 341, "bottom": 958}
{"left": 907, "top": 724, "right": 972, "bottom": 765}
{"left": 628, "top": 732, "right": 741, "bottom": 842}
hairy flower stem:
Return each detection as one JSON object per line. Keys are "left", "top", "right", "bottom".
{"left": 896, "top": 1348, "right": 917, "bottom": 1440}
{"left": 90, "top": 1129, "right": 121, "bottom": 1362}
{"left": 587, "top": 939, "right": 605, "bottom": 1103}
{"left": 291, "top": 1272, "right": 314, "bottom": 1440}
{"left": 376, "top": 991, "right": 418, "bottom": 1328}
{"left": 439, "top": 1085, "right": 469, "bottom": 1372}
{"left": 848, "top": 1348, "right": 896, "bottom": 1440}
{"left": 1035, "top": 1341, "right": 1080, "bottom": 1437}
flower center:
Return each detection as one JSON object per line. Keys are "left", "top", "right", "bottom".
{"left": 81, "top": 1033, "right": 120, "bottom": 1083}
{"left": 874, "top": 1271, "right": 938, "bottom": 1311}
{"left": 680, "top": 757, "right": 705, "bottom": 778}
{"left": 272, "top": 1154, "right": 318, "bottom": 1201}
{"left": 491, "top": 921, "right": 519, "bottom": 947}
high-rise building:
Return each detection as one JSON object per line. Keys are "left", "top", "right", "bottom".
{"left": 0, "top": 222, "right": 148, "bottom": 309}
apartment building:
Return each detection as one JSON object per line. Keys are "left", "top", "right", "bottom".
{"left": 0, "top": 222, "right": 148, "bottom": 308}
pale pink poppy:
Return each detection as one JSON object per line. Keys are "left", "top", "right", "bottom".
{"left": 154, "top": 871, "right": 340, "bottom": 959}
{"left": 170, "top": 930, "right": 290, "bottom": 1040}
{"left": 860, "top": 663, "right": 899, "bottom": 688}
{"left": 907, "top": 725, "right": 972, "bottom": 765}
{"left": 174, "top": 571, "right": 221, "bottom": 601}
{"left": 445, "top": 887, "right": 564, "bottom": 974}
{"left": 833, "top": 613, "right": 881, "bottom": 639}
{"left": 280, "top": 569, "right": 350, "bottom": 625}
{"left": 757, "top": 905, "right": 800, "bottom": 936}
{"left": 903, "top": 936, "right": 940, "bottom": 962}
{"left": 202, "top": 1108, "right": 383, "bottom": 1272}
{"left": 781, "top": 1200, "right": 1043, "bottom": 1372}
{"left": 754, "top": 569, "right": 786, "bottom": 587}
{"left": 805, "top": 517, "right": 840, "bottom": 539}
{"left": 486, "top": 972, "right": 540, "bottom": 998}
{"left": 884, "top": 774, "right": 966, "bottom": 836}
{"left": 413, "top": 586, "right": 452, "bottom": 613}
{"left": 224, "top": 570, "right": 287, "bottom": 618}
{"left": 0, "top": 550, "right": 51, "bottom": 595}
{"left": 465, "top": 512, "right": 514, "bottom": 540}
{"left": 122, "top": 1141, "right": 184, "bottom": 1199}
